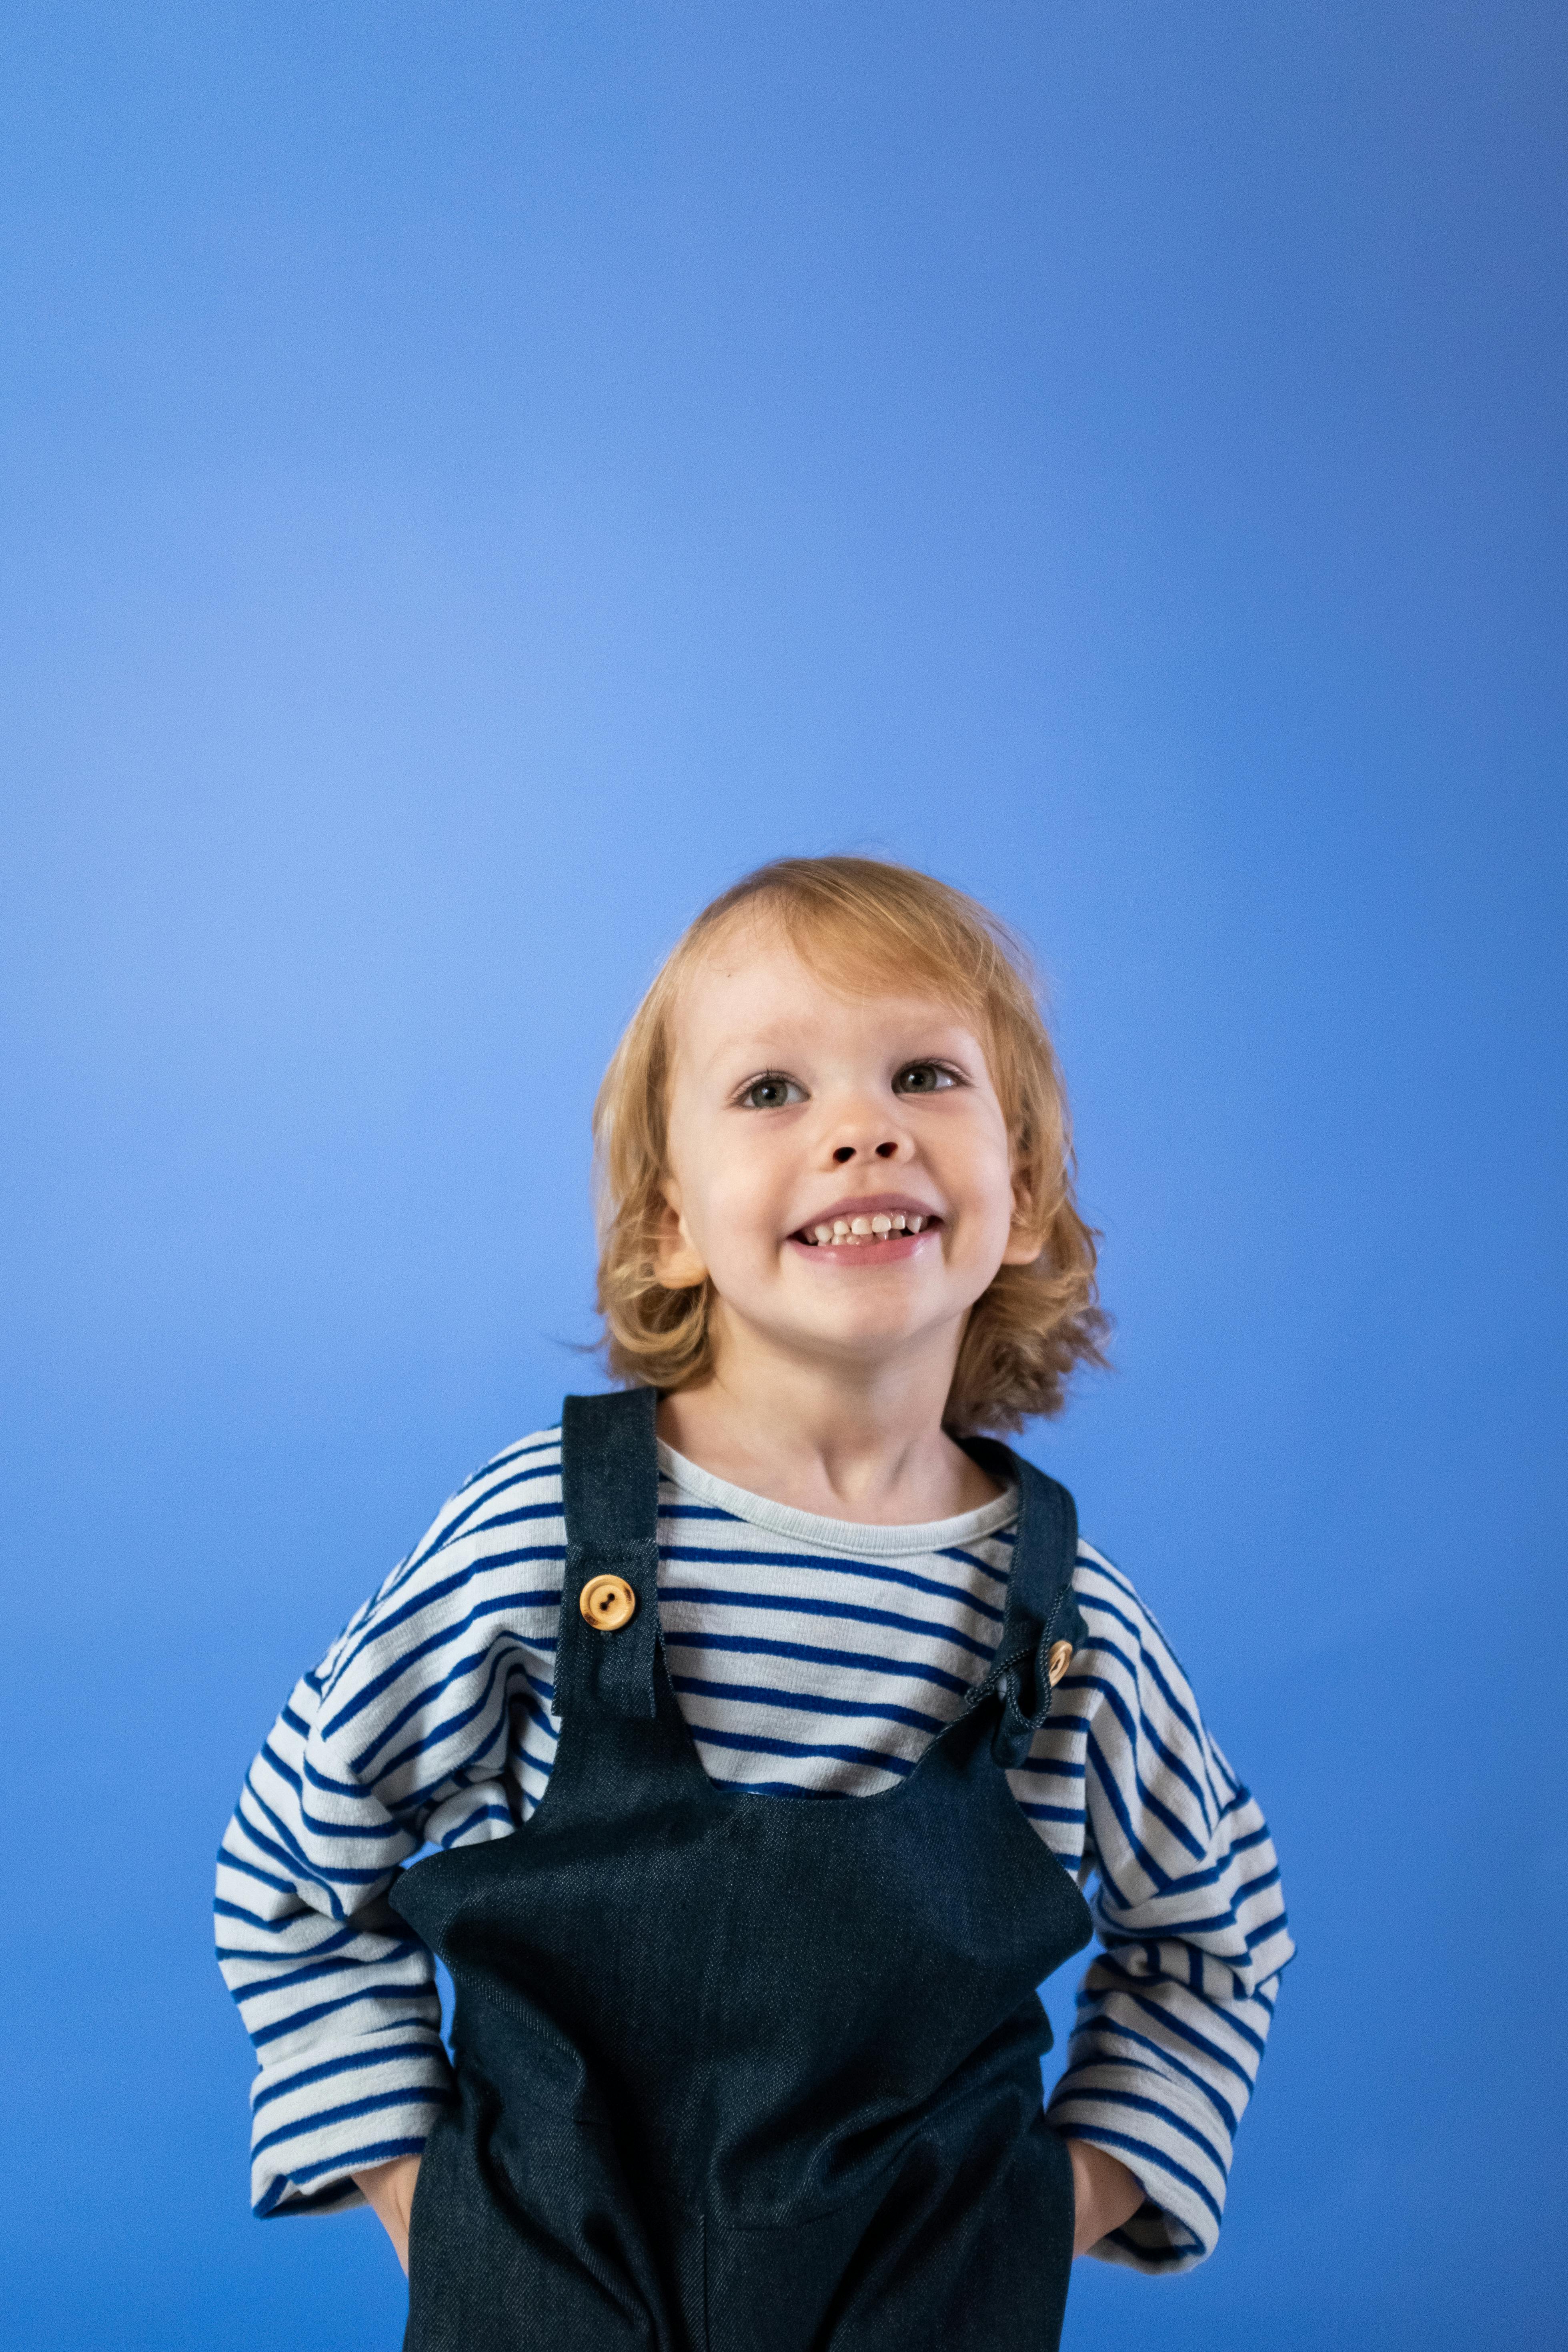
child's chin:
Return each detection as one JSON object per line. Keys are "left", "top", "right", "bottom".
{"left": 789, "top": 1300, "right": 939, "bottom": 1354}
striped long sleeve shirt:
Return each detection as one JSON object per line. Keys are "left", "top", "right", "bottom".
{"left": 215, "top": 1426, "right": 1293, "bottom": 2274}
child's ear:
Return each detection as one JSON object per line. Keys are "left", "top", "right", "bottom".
{"left": 1001, "top": 1176, "right": 1044, "bottom": 1268}
{"left": 652, "top": 1188, "right": 709, "bottom": 1290}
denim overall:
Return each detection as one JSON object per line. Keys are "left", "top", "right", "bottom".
{"left": 391, "top": 1389, "right": 1093, "bottom": 2352}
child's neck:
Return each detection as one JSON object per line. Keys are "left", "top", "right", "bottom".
{"left": 654, "top": 1342, "right": 1005, "bottom": 1526}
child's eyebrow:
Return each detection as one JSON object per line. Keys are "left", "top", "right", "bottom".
{"left": 696, "top": 1017, "right": 983, "bottom": 1079}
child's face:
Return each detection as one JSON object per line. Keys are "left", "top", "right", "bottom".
{"left": 657, "top": 922, "right": 1038, "bottom": 1381}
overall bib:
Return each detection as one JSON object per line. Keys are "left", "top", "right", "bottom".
{"left": 391, "top": 1389, "right": 1094, "bottom": 2352}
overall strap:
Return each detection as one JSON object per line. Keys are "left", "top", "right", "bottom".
{"left": 958, "top": 1438, "right": 1087, "bottom": 1768}
{"left": 555, "top": 1387, "right": 663, "bottom": 1722}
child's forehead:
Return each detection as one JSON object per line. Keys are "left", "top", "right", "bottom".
{"left": 674, "top": 933, "right": 983, "bottom": 1061}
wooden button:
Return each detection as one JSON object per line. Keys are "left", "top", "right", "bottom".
{"left": 1047, "top": 1639, "right": 1075, "bottom": 1688}
{"left": 579, "top": 1573, "right": 637, "bottom": 1632}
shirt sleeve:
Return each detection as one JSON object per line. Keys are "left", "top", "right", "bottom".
{"left": 1040, "top": 1549, "right": 1295, "bottom": 2272}
{"left": 214, "top": 1441, "right": 559, "bottom": 2216}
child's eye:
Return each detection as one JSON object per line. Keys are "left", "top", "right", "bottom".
{"left": 894, "top": 1062, "right": 959, "bottom": 1095}
{"left": 737, "top": 1073, "right": 806, "bottom": 1110}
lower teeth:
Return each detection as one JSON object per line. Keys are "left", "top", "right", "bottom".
{"left": 800, "top": 1229, "right": 930, "bottom": 1246}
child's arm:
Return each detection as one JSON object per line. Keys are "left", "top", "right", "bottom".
{"left": 216, "top": 1440, "right": 557, "bottom": 2220}
{"left": 1035, "top": 1547, "right": 1296, "bottom": 2271}
{"left": 215, "top": 1645, "right": 457, "bottom": 2218}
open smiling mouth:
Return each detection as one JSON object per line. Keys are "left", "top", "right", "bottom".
{"left": 789, "top": 1211, "right": 943, "bottom": 1250}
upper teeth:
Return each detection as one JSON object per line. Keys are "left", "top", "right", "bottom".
{"left": 803, "top": 1212, "right": 928, "bottom": 1246}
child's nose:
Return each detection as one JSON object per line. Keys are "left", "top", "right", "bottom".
{"left": 831, "top": 1136, "right": 904, "bottom": 1165}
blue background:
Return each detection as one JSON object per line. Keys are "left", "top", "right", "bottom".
{"left": 2, "top": 6, "right": 1563, "bottom": 2346}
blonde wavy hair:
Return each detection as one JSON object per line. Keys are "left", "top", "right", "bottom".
{"left": 592, "top": 855, "right": 1109, "bottom": 1432}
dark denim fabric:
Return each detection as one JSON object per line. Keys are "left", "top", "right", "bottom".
{"left": 392, "top": 1388, "right": 1092, "bottom": 2351}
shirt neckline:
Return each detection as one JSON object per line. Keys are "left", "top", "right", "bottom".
{"left": 655, "top": 1440, "right": 1019, "bottom": 1558}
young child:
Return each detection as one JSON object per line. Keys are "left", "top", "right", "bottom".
{"left": 216, "top": 855, "right": 1292, "bottom": 2352}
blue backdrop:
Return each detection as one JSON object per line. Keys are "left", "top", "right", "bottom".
{"left": 2, "top": 6, "right": 1563, "bottom": 2348}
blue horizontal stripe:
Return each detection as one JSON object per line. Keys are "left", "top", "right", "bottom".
{"left": 691, "top": 1721, "right": 915, "bottom": 1776}
{"left": 214, "top": 1852, "right": 306, "bottom": 1903}
{"left": 254, "top": 2082, "right": 455, "bottom": 2162}
{"left": 1056, "top": 2082, "right": 1224, "bottom": 2171}
{"left": 438, "top": 1800, "right": 515, "bottom": 1847}
{"left": 659, "top": 1585, "right": 998, "bottom": 1662}
{"left": 1009, "top": 1753, "right": 1086, "bottom": 1781}
{"left": 250, "top": 1981, "right": 435, "bottom": 2049}
{"left": 214, "top": 1895, "right": 298, "bottom": 1936}
{"left": 217, "top": 1915, "right": 363, "bottom": 1963}
{"left": 669, "top": 1672, "right": 945, "bottom": 1735}
{"left": 252, "top": 2038, "right": 448, "bottom": 2111}
{"left": 665, "top": 1627, "right": 973, "bottom": 1697}
{"left": 933, "top": 1543, "right": 1010, "bottom": 1586}
{"left": 717, "top": 1775, "right": 853, "bottom": 1799}
{"left": 662, "top": 1544, "right": 1006, "bottom": 1622}
{"left": 229, "top": 1941, "right": 422, "bottom": 2007}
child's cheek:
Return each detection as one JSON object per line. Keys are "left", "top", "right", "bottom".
{"left": 693, "top": 1193, "right": 774, "bottom": 1295}
{"left": 707, "top": 1154, "right": 786, "bottom": 1246}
